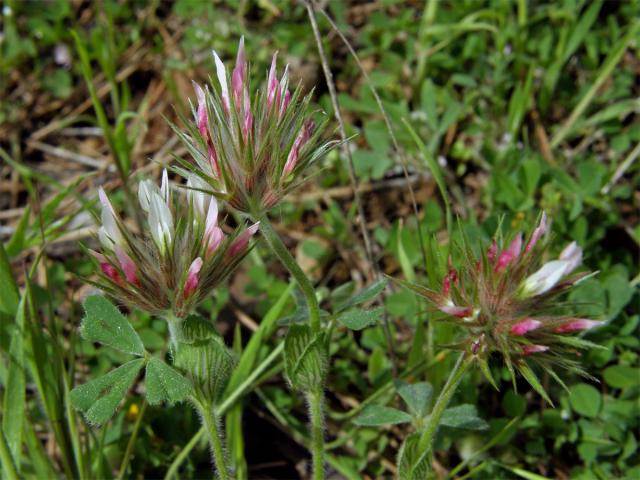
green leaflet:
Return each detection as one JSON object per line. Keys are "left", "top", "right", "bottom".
{"left": 80, "top": 295, "right": 145, "bottom": 356}
{"left": 396, "top": 381, "right": 433, "bottom": 418}
{"left": 336, "top": 307, "right": 383, "bottom": 331}
{"left": 145, "top": 358, "right": 192, "bottom": 406}
{"left": 353, "top": 405, "right": 413, "bottom": 427}
{"left": 70, "top": 358, "right": 145, "bottom": 426}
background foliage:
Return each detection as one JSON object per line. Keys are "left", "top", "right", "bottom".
{"left": 1, "top": 0, "right": 638, "bottom": 479}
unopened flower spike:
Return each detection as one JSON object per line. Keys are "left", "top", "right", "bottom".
{"left": 394, "top": 212, "right": 602, "bottom": 401}
{"left": 173, "top": 38, "right": 338, "bottom": 215}
{"left": 89, "top": 170, "right": 258, "bottom": 319}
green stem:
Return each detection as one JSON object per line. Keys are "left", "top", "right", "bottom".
{"left": 117, "top": 400, "right": 148, "bottom": 480}
{"left": 255, "top": 212, "right": 321, "bottom": 333}
{"left": 417, "top": 352, "right": 472, "bottom": 454}
{"left": 307, "top": 387, "right": 325, "bottom": 480}
{"left": 199, "top": 401, "right": 230, "bottom": 480}
{"left": 0, "top": 430, "right": 20, "bottom": 480}
{"left": 164, "top": 312, "right": 183, "bottom": 351}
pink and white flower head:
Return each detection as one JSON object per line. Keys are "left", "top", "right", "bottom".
{"left": 394, "top": 212, "right": 601, "bottom": 400}
{"left": 173, "top": 38, "right": 337, "bottom": 214}
{"left": 89, "top": 170, "right": 258, "bottom": 318}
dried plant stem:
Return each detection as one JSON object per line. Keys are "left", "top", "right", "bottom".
{"left": 304, "top": 0, "right": 376, "bottom": 277}
{"left": 417, "top": 352, "right": 472, "bottom": 454}
{"left": 318, "top": 7, "right": 428, "bottom": 268}
{"left": 256, "top": 212, "right": 321, "bottom": 333}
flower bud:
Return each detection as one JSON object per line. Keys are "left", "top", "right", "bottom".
{"left": 510, "top": 319, "right": 541, "bottom": 336}
{"left": 184, "top": 257, "right": 203, "bottom": 298}
{"left": 522, "top": 345, "right": 549, "bottom": 355}
{"left": 496, "top": 233, "right": 522, "bottom": 272}
{"left": 554, "top": 319, "right": 600, "bottom": 333}
{"left": 115, "top": 245, "right": 139, "bottom": 285}
{"left": 229, "top": 222, "right": 259, "bottom": 256}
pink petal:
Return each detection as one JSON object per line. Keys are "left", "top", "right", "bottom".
{"left": 510, "top": 318, "right": 542, "bottom": 336}
{"left": 522, "top": 345, "right": 549, "bottom": 355}
{"left": 554, "top": 319, "right": 600, "bottom": 333}
{"left": 231, "top": 36, "right": 247, "bottom": 108}
{"left": 524, "top": 212, "right": 548, "bottom": 254}
{"left": 206, "top": 226, "right": 225, "bottom": 256}
{"left": 192, "top": 81, "right": 209, "bottom": 137}
{"left": 283, "top": 120, "right": 314, "bottom": 177}
{"left": 442, "top": 268, "right": 458, "bottom": 297}
{"left": 90, "top": 250, "right": 121, "bottom": 283}
{"left": 487, "top": 240, "right": 498, "bottom": 263}
{"left": 495, "top": 233, "right": 523, "bottom": 272}
{"left": 184, "top": 257, "right": 203, "bottom": 298}
{"left": 115, "top": 245, "right": 138, "bottom": 285}
{"left": 229, "top": 222, "right": 260, "bottom": 256}
{"left": 267, "top": 53, "right": 279, "bottom": 108}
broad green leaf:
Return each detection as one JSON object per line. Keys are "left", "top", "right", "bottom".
{"left": 569, "top": 383, "right": 601, "bottom": 418}
{"left": 336, "top": 307, "right": 383, "bottom": 331}
{"left": 70, "top": 358, "right": 145, "bottom": 425}
{"left": 396, "top": 381, "right": 432, "bottom": 418}
{"left": 603, "top": 365, "right": 640, "bottom": 389}
{"left": 145, "top": 358, "right": 192, "bottom": 405}
{"left": 353, "top": 404, "right": 412, "bottom": 426}
{"left": 2, "top": 280, "right": 30, "bottom": 470}
{"left": 336, "top": 278, "right": 388, "bottom": 313}
{"left": 439, "top": 404, "right": 488, "bottom": 430}
{"left": 284, "top": 324, "right": 327, "bottom": 391}
{"left": 80, "top": 295, "right": 144, "bottom": 356}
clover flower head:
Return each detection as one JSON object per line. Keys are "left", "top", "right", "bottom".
{"left": 397, "top": 212, "right": 602, "bottom": 399}
{"left": 89, "top": 170, "right": 259, "bottom": 318}
{"left": 173, "top": 37, "right": 336, "bottom": 214}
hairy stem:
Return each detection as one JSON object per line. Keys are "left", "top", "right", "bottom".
{"left": 199, "top": 400, "right": 230, "bottom": 480}
{"left": 417, "top": 352, "right": 472, "bottom": 454}
{"left": 255, "top": 212, "right": 320, "bottom": 333}
{"left": 307, "top": 387, "right": 325, "bottom": 480}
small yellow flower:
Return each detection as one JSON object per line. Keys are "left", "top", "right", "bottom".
{"left": 127, "top": 403, "right": 140, "bottom": 421}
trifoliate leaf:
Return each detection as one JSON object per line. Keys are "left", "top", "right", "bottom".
{"left": 145, "top": 357, "right": 192, "bottom": 405}
{"left": 353, "top": 405, "right": 413, "bottom": 426}
{"left": 80, "top": 295, "right": 144, "bottom": 356}
{"left": 395, "top": 381, "right": 433, "bottom": 418}
{"left": 336, "top": 278, "right": 388, "bottom": 312}
{"left": 439, "top": 404, "right": 489, "bottom": 430}
{"left": 70, "top": 358, "right": 144, "bottom": 425}
{"left": 336, "top": 307, "right": 383, "bottom": 330}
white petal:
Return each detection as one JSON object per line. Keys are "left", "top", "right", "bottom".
{"left": 522, "top": 259, "right": 570, "bottom": 296}
{"left": 138, "top": 179, "right": 152, "bottom": 212}
{"left": 212, "top": 50, "right": 229, "bottom": 108}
